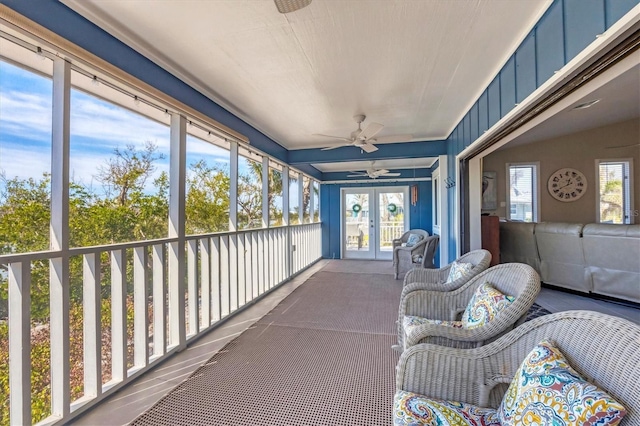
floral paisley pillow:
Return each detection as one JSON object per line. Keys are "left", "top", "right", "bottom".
{"left": 445, "top": 261, "right": 474, "bottom": 283}
{"left": 394, "top": 390, "right": 500, "bottom": 426}
{"left": 461, "top": 282, "right": 514, "bottom": 329}
{"left": 498, "top": 340, "right": 626, "bottom": 426}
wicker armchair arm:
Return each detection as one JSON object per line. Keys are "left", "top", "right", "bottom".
{"left": 404, "top": 321, "right": 507, "bottom": 347}
{"left": 403, "top": 267, "right": 449, "bottom": 287}
{"left": 396, "top": 344, "right": 487, "bottom": 405}
{"left": 400, "top": 287, "right": 475, "bottom": 320}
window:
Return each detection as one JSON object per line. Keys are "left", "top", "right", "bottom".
{"left": 597, "top": 159, "right": 632, "bottom": 224}
{"left": 506, "top": 163, "right": 538, "bottom": 222}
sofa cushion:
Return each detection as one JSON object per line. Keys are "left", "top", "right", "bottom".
{"left": 403, "top": 315, "right": 463, "bottom": 338}
{"left": 394, "top": 390, "right": 500, "bottom": 426}
{"left": 446, "top": 261, "right": 474, "bottom": 283}
{"left": 461, "top": 282, "right": 514, "bottom": 329}
{"left": 498, "top": 340, "right": 626, "bottom": 425}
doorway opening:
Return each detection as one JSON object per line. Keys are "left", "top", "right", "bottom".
{"left": 341, "top": 187, "right": 409, "bottom": 260}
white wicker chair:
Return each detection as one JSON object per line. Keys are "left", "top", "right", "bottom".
{"left": 395, "top": 310, "right": 640, "bottom": 424}
{"left": 403, "top": 249, "right": 492, "bottom": 289}
{"left": 396, "top": 263, "right": 541, "bottom": 350}
{"left": 392, "top": 229, "right": 430, "bottom": 279}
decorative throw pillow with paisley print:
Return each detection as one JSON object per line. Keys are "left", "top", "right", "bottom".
{"left": 446, "top": 261, "right": 474, "bottom": 283}
{"left": 461, "top": 282, "right": 515, "bottom": 329}
{"left": 499, "top": 340, "right": 626, "bottom": 425}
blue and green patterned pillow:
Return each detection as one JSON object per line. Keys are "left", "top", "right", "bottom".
{"left": 406, "top": 233, "right": 422, "bottom": 247}
{"left": 394, "top": 390, "right": 500, "bottom": 426}
{"left": 461, "top": 282, "right": 514, "bottom": 329}
{"left": 446, "top": 261, "right": 474, "bottom": 283}
{"left": 499, "top": 340, "right": 626, "bottom": 425}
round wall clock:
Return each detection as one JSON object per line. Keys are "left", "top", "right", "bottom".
{"left": 547, "top": 168, "right": 587, "bottom": 202}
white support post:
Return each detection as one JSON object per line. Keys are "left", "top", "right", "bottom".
{"left": 50, "top": 57, "right": 71, "bottom": 419}
{"left": 134, "top": 246, "right": 149, "bottom": 367}
{"left": 187, "top": 239, "right": 198, "bottom": 336}
{"left": 298, "top": 172, "right": 304, "bottom": 225}
{"left": 228, "top": 142, "right": 238, "bottom": 313}
{"left": 199, "top": 238, "right": 211, "bottom": 328}
{"left": 152, "top": 244, "right": 166, "bottom": 356}
{"left": 83, "top": 253, "right": 101, "bottom": 398}
{"left": 8, "top": 262, "right": 31, "bottom": 426}
{"left": 229, "top": 141, "right": 238, "bottom": 233}
{"left": 262, "top": 156, "right": 269, "bottom": 228}
{"left": 111, "top": 249, "right": 127, "bottom": 383}
{"left": 168, "top": 114, "right": 186, "bottom": 350}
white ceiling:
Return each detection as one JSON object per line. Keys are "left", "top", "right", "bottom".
{"left": 63, "top": 0, "right": 551, "bottom": 151}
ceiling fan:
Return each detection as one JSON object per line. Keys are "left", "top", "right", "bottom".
{"left": 314, "top": 114, "right": 412, "bottom": 153}
{"left": 347, "top": 161, "right": 401, "bottom": 179}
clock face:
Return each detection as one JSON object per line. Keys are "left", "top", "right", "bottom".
{"left": 548, "top": 168, "right": 587, "bottom": 202}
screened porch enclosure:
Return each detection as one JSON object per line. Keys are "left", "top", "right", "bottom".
{"left": 0, "top": 39, "right": 322, "bottom": 425}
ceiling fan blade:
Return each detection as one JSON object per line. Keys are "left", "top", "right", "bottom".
{"left": 360, "top": 142, "right": 378, "bottom": 153}
{"left": 358, "top": 122, "right": 384, "bottom": 140}
{"left": 377, "top": 169, "right": 390, "bottom": 174}
{"left": 312, "top": 133, "right": 353, "bottom": 142}
{"left": 320, "top": 144, "right": 349, "bottom": 151}
{"left": 347, "top": 174, "right": 367, "bottom": 177}
{"left": 380, "top": 172, "right": 401, "bottom": 177}
{"left": 373, "top": 134, "right": 413, "bottom": 143}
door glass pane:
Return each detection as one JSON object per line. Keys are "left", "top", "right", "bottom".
{"left": 379, "top": 192, "right": 405, "bottom": 252}
{"left": 345, "top": 193, "right": 368, "bottom": 251}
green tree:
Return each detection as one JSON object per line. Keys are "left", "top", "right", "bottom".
{"left": 186, "top": 160, "right": 230, "bottom": 234}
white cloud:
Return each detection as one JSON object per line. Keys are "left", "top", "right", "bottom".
{"left": 0, "top": 90, "right": 52, "bottom": 140}
{"left": 0, "top": 144, "right": 50, "bottom": 181}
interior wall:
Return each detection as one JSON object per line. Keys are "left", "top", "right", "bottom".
{"left": 482, "top": 118, "right": 639, "bottom": 223}
{"left": 320, "top": 180, "right": 432, "bottom": 259}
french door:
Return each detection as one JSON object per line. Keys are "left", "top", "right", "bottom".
{"left": 342, "top": 187, "right": 409, "bottom": 260}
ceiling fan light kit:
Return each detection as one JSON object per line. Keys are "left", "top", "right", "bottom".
{"left": 314, "top": 114, "right": 412, "bottom": 154}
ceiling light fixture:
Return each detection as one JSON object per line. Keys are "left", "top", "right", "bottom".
{"left": 274, "top": 0, "right": 312, "bottom": 14}
{"left": 572, "top": 99, "right": 601, "bottom": 110}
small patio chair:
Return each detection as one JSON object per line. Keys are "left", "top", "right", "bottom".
{"left": 403, "top": 249, "right": 492, "bottom": 290}
{"left": 392, "top": 229, "right": 430, "bottom": 279}
{"left": 394, "top": 311, "right": 639, "bottom": 424}
{"left": 396, "top": 263, "right": 541, "bottom": 350}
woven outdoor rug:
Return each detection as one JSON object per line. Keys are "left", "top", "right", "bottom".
{"left": 131, "top": 263, "right": 553, "bottom": 426}
{"left": 131, "top": 267, "right": 403, "bottom": 426}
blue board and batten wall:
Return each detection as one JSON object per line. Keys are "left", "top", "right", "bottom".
{"left": 2, "top": 0, "right": 637, "bottom": 264}
{"left": 444, "top": 0, "right": 638, "bottom": 261}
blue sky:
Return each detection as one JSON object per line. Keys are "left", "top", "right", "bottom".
{"left": 0, "top": 60, "right": 240, "bottom": 197}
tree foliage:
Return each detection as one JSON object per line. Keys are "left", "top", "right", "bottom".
{"left": 0, "top": 142, "right": 314, "bottom": 425}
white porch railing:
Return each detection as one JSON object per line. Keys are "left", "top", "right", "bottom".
{"left": 379, "top": 221, "right": 404, "bottom": 248}
{"left": 2, "top": 222, "right": 321, "bottom": 425}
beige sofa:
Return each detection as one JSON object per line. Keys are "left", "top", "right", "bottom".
{"left": 499, "top": 221, "right": 640, "bottom": 303}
